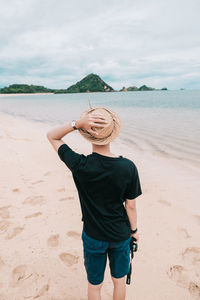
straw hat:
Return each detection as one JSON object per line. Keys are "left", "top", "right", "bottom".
{"left": 78, "top": 106, "right": 121, "bottom": 145}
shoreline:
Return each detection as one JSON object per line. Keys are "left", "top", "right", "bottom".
{"left": 1, "top": 108, "right": 199, "bottom": 174}
{"left": 0, "top": 111, "right": 199, "bottom": 299}
{"left": 0, "top": 93, "right": 54, "bottom": 97}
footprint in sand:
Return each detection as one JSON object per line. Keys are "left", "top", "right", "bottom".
{"left": 6, "top": 227, "right": 24, "bottom": 240}
{"left": 177, "top": 227, "right": 191, "bottom": 239}
{"left": 25, "top": 212, "right": 42, "bottom": 219}
{"left": 0, "top": 205, "right": 11, "bottom": 219}
{"left": 59, "top": 253, "right": 79, "bottom": 267}
{"left": 158, "top": 199, "right": 171, "bottom": 206}
{"left": 33, "top": 283, "right": 50, "bottom": 299}
{"left": 67, "top": 231, "right": 80, "bottom": 239}
{"left": 167, "top": 265, "right": 189, "bottom": 286}
{"left": 31, "top": 180, "right": 44, "bottom": 185}
{"left": 23, "top": 195, "right": 45, "bottom": 206}
{"left": 10, "top": 265, "right": 28, "bottom": 287}
{"left": 188, "top": 282, "right": 200, "bottom": 299}
{"left": 0, "top": 220, "right": 11, "bottom": 233}
{"left": 59, "top": 196, "right": 74, "bottom": 201}
{"left": 167, "top": 247, "right": 200, "bottom": 299}
{"left": 12, "top": 188, "right": 20, "bottom": 192}
{"left": 182, "top": 247, "right": 200, "bottom": 266}
{"left": 47, "top": 234, "right": 59, "bottom": 247}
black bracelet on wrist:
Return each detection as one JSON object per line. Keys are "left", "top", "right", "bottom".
{"left": 131, "top": 228, "right": 138, "bottom": 234}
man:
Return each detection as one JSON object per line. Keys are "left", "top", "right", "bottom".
{"left": 46, "top": 106, "right": 142, "bottom": 300}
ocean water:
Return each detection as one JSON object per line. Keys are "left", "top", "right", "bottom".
{"left": 0, "top": 90, "right": 200, "bottom": 168}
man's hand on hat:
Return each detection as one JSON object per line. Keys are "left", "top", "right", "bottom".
{"left": 75, "top": 113, "right": 108, "bottom": 136}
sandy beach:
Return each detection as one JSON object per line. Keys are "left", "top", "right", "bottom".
{"left": 0, "top": 111, "right": 200, "bottom": 300}
{"left": 0, "top": 93, "right": 54, "bottom": 97}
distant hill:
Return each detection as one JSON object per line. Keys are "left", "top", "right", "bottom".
{"left": 0, "top": 84, "right": 54, "bottom": 94}
{"left": 138, "top": 85, "right": 155, "bottom": 91}
{"left": 62, "top": 73, "right": 114, "bottom": 93}
{"left": 127, "top": 86, "right": 138, "bottom": 91}
{"left": 120, "top": 85, "right": 167, "bottom": 91}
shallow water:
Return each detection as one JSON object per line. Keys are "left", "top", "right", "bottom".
{"left": 0, "top": 90, "right": 200, "bottom": 168}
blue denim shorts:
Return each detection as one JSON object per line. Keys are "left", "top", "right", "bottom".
{"left": 82, "top": 230, "right": 131, "bottom": 285}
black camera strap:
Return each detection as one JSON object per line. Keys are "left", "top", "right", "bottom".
{"left": 126, "top": 236, "right": 137, "bottom": 285}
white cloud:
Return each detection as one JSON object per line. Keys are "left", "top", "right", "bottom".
{"left": 0, "top": 0, "right": 199, "bottom": 89}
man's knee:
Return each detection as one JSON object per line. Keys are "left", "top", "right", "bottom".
{"left": 111, "top": 275, "right": 126, "bottom": 286}
{"left": 88, "top": 281, "right": 103, "bottom": 290}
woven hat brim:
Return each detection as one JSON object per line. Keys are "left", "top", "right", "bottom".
{"left": 78, "top": 107, "right": 121, "bottom": 145}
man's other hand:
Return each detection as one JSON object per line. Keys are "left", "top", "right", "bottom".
{"left": 131, "top": 232, "right": 139, "bottom": 242}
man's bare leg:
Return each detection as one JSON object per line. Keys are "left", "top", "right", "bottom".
{"left": 111, "top": 276, "right": 126, "bottom": 300}
{"left": 88, "top": 282, "right": 103, "bottom": 300}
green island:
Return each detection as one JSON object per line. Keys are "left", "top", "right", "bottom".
{"left": 0, "top": 84, "right": 54, "bottom": 94}
{"left": 120, "top": 85, "right": 167, "bottom": 91}
{"left": 0, "top": 74, "right": 167, "bottom": 94}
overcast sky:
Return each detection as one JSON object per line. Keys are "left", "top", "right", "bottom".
{"left": 0, "top": 0, "right": 199, "bottom": 90}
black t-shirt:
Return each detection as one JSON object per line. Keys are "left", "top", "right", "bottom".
{"left": 58, "top": 143, "right": 142, "bottom": 242}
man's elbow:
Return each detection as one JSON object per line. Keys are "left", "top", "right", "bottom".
{"left": 46, "top": 131, "right": 54, "bottom": 140}
{"left": 125, "top": 199, "right": 137, "bottom": 210}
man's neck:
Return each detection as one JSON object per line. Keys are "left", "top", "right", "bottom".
{"left": 92, "top": 143, "right": 118, "bottom": 157}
